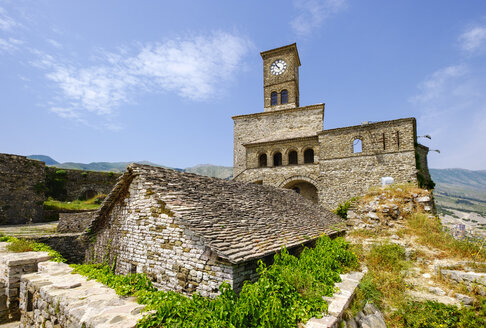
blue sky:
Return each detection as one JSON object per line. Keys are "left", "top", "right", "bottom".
{"left": 0, "top": 1, "right": 485, "bottom": 169}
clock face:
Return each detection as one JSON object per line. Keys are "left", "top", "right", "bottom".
{"left": 270, "top": 59, "right": 287, "bottom": 75}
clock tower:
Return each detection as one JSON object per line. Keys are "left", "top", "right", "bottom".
{"left": 261, "top": 43, "right": 301, "bottom": 111}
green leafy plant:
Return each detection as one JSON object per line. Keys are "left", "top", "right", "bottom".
{"left": 334, "top": 197, "right": 359, "bottom": 219}
{"left": 72, "top": 236, "right": 358, "bottom": 328}
{"left": 2, "top": 234, "right": 66, "bottom": 262}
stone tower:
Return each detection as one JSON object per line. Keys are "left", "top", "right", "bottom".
{"left": 261, "top": 43, "right": 301, "bottom": 111}
{"left": 233, "top": 43, "right": 432, "bottom": 209}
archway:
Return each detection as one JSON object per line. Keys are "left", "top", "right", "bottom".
{"left": 80, "top": 189, "right": 97, "bottom": 200}
{"left": 280, "top": 177, "right": 318, "bottom": 203}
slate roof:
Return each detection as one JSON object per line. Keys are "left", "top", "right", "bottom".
{"left": 89, "top": 164, "right": 344, "bottom": 264}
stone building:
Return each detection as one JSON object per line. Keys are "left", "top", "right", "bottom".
{"left": 86, "top": 163, "right": 343, "bottom": 297}
{"left": 233, "top": 43, "right": 432, "bottom": 209}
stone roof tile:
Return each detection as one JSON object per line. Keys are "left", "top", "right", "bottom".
{"left": 89, "top": 164, "right": 344, "bottom": 264}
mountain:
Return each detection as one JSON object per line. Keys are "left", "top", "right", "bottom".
{"left": 185, "top": 164, "right": 233, "bottom": 180}
{"left": 27, "top": 155, "right": 59, "bottom": 165}
{"left": 430, "top": 169, "right": 486, "bottom": 217}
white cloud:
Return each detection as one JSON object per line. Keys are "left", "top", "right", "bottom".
{"left": 291, "top": 0, "right": 347, "bottom": 36}
{"left": 459, "top": 25, "right": 486, "bottom": 54}
{"left": 0, "top": 7, "right": 19, "bottom": 31}
{"left": 0, "top": 37, "right": 21, "bottom": 52}
{"left": 34, "top": 32, "right": 253, "bottom": 126}
{"left": 410, "top": 64, "right": 486, "bottom": 170}
{"left": 47, "top": 39, "right": 62, "bottom": 49}
{"left": 410, "top": 65, "right": 467, "bottom": 104}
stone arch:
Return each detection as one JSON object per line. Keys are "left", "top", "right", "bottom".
{"left": 303, "top": 148, "right": 315, "bottom": 163}
{"left": 257, "top": 152, "right": 268, "bottom": 168}
{"left": 279, "top": 176, "right": 319, "bottom": 203}
{"left": 352, "top": 136, "right": 363, "bottom": 153}
{"left": 80, "top": 189, "right": 97, "bottom": 200}
{"left": 284, "top": 147, "right": 298, "bottom": 165}
{"left": 271, "top": 149, "right": 283, "bottom": 167}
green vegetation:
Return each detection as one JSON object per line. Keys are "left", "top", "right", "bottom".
{"left": 45, "top": 169, "right": 68, "bottom": 200}
{"left": 0, "top": 234, "right": 66, "bottom": 262}
{"left": 406, "top": 213, "right": 486, "bottom": 261}
{"left": 72, "top": 236, "right": 358, "bottom": 328}
{"left": 334, "top": 197, "right": 359, "bottom": 219}
{"left": 43, "top": 194, "right": 106, "bottom": 211}
{"left": 394, "top": 299, "right": 486, "bottom": 328}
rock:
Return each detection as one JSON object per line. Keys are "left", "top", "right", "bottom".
{"left": 360, "top": 313, "right": 387, "bottom": 328}
{"left": 417, "top": 196, "right": 431, "bottom": 202}
{"left": 363, "top": 302, "right": 378, "bottom": 315}
{"left": 367, "top": 212, "right": 380, "bottom": 220}
{"left": 429, "top": 286, "right": 446, "bottom": 296}
{"left": 455, "top": 293, "right": 474, "bottom": 305}
{"left": 345, "top": 318, "right": 358, "bottom": 328}
{"left": 422, "top": 273, "right": 431, "bottom": 279}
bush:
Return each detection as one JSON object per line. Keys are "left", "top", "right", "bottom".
{"left": 72, "top": 236, "right": 358, "bottom": 328}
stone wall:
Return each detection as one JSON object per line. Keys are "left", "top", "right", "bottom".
{"left": 46, "top": 167, "right": 121, "bottom": 201}
{"left": 232, "top": 104, "right": 324, "bottom": 177}
{"left": 87, "top": 176, "right": 238, "bottom": 297}
{"left": 0, "top": 154, "right": 46, "bottom": 225}
{"left": 27, "top": 234, "right": 87, "bottom": 264}
{"left": 57, "top": 211, "right": 96, "bottom": 233}
{"left": 0, "top": 244, "right": 50, "bottom": 323}
{"left": 20, "top": 261, "right": 145, "bottom": 328}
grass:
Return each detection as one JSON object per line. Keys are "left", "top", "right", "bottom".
{"left": 1, "top": 234, "right": 66, "bottom": 262}
{"left": 405, "top": 213, "right": 486, "bottom": 262}
{"left": 43, "top": 194, "right": 106, "bottom": 211}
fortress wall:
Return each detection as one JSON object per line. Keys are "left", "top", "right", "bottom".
{"left": 318, "top": 151, "right": 418, "bottom": 209}
{"left": 318, "top": 118, "right": 417, "bottom": 160}
{"left": 46, "top": 167, "right": 121, "bottom": 201}
{"left": 233, "top": 105, "right": 324, "bottom": 177}
{"left": 0, "top": 154, "right": 46, "bottom": 225}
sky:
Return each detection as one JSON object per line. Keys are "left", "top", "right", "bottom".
{"left": 0, "top": 1, "right": 486, "bottom": 170}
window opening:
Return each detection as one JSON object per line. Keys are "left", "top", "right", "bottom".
{"left": 304, "top": 149, "right": 314, "bottom": 163}
{"left": 258, "top": 154, "right": 267, "bottom": 167}
{"left": 353, "top": 138, "right": 362, "bottom": 153}
{"left": 383, "top": 133, "right": 386, "bottom": 150}
{"left": 396, "top": 131, "right": 400, "bottom": 149}
{"left": 273, "top": 152, "right": 282, "bottom": 167}
{"left": 281, "top": 90, "right": 288, "bottom": 104}
{"left": 292, "top": 187, "right": 301, "bottom": 194}
{"left": 271, "top": 92, "right": 278, "bottom": 106}
{"left": 288, "top": 150, "right": 298, "bottom": 165}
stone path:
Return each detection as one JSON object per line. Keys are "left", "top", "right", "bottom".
{"left": 0, "top": 222, "right": 58, "bottom": 237}
{"left": 0, "top": 322, "right": 19, "bottom": 327}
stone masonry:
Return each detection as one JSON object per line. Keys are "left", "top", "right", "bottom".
{"left": 0, "top": 243, "right": 50, "bottom": 323}
{"left": 86, "top": 164, "right": 343, "bottom": 297}
{"left": 20, "top": 261, "right": 145, "bottom": 328}
{"left": 233, "top": 43, "right": 433, "bottom": 209}
{"left": 0, "top": 154, "right": 46, "bottom": 225}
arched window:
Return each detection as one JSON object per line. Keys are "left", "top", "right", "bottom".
{"left": 271, "top": 92, "right": 278, "bottom": 106}
{"left": 258, "top": 154, "right": 267, "bottom": 167}
{"left": 273, "top": 152, "right": 282, "bottom": 167}
{"left": 353, "top": 138, "right": 362, "bottom": 153}
{"left": 281, "top": 90, "right": 288, "bottom": 104}
{"left": 304, "top": 148, "right": 314, "bottom": 163}
{"left": 288, "top": 150, "right": 298, "bottom": 165}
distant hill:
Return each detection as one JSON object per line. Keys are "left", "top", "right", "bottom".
{"left": 430, "top": 168, "right": 486, "bottom": 192}
{"left": 27, "top": 155, "right": 59, "bottom": 165}
{"left": 185, "top": 164, "right": 233, "bottom": 180}
{"left": 27, "top": 155, "right": 230, "bottom": 178}
{"left": 430, "top": 168, "right": 486, "bottom": 217}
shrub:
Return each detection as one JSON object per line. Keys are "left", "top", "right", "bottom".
{"left": 72, "top": 236, "right": 358, "bottom": 328}
{"left": 4, "top": 237, "right": 66, "bottom": 262}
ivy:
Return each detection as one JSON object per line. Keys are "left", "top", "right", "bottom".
{"left": 72, "top": 236, "right": 358, "bottom": 328}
